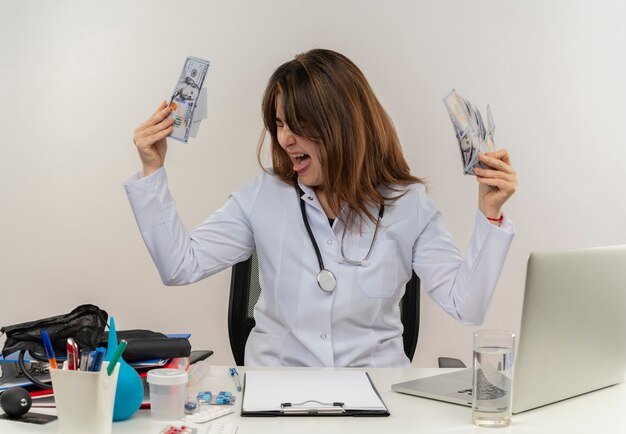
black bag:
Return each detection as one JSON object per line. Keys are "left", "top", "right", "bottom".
{"left": 1, "top": 304, "right": 108, "bottom": 360}
{"left": 100, "top": 329, "right": 191, "bottom": 362}
{"left": 1, "top": 305, "right": 192, "bottom": 389}
{"left": 0, "top": 304, "right": 109, "bottom": 390}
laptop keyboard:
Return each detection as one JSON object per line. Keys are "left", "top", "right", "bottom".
{"left": 457, "top": 370, "right": 507, "bottom": 400}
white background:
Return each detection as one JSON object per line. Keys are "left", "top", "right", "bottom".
{"left": 1, "top": 0, "right": 624, "bottom": 367}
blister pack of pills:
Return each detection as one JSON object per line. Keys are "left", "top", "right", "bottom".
{"left": 160, "top": 425, "right": 197, "bottom": 434}
{"left": 195, "top": 391, "right": 236, "bottom": 405}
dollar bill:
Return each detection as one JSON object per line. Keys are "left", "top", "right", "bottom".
{"left": 443, "top": 89, "right": 495, "bottom": 175}
{"left": 168, "top": 56, "right": 211, "bottom": 143}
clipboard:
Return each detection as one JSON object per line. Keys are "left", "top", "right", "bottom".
{"left": 240, "top": 370, "right": 390, "bottom": 417}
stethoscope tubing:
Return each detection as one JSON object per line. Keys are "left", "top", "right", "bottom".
{"left": 296, "top": 183, "right": 384, "bottom": 292}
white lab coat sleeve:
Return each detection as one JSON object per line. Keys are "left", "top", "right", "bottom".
{"left": 412, "top": 187, "right": 515, "bottom": 325}
{"left": 123, "top": 167, "right": 257, "bottom": 285}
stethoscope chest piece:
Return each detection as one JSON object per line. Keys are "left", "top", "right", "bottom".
{"left": 317, "top": 269, "right": 337, "bottom": 292}
{"left": 296, "top": 182, "right": 380, "bottom": 294}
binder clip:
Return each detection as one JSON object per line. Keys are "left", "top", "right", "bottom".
{"left": 280, "top": 400, "right": 346, "bottom": 415}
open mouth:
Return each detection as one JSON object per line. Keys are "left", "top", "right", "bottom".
{"left": 293, "top": 153, "right": 310, "bottom": 162}
{"left": 291, "top": 153, "right": 311, "bottom": 172}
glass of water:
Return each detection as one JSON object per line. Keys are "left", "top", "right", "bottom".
{"left": 472, "top": 330, "right": 515, "bottom": 428}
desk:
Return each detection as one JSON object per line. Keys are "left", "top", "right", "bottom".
{"left": 2, "top": 366, "right": 625, "bottom": 433}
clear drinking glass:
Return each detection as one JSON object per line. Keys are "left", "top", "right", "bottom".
{"left": 472, "top": 330, "right": 515, "bottom": 428}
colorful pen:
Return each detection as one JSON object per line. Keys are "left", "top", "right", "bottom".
{"left": 229, "top": 367, "right": 242, "bottom": 392}
{"left": 107, "top": 339, "right": 127, "bottom": 376}
{"left": 41, "top": 330, "right": 58, "bottom": 369}
{"left": 89, "top": 347, "right": 106, "bottom": 372}
{"left": 66, "top": 338, "right": 79, "bottom": 370}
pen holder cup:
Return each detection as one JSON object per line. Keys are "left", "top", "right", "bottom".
{"left": 146, "top": 368, "right": 188, "bottom": 420}
{"left": 50, "top": 362, "right": 119, "bottom": 434}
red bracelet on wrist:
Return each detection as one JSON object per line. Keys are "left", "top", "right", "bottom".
{"left": 487, "top": 214, "right": 504, "bottom": 223}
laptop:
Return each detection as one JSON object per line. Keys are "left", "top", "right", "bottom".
{"left": 392, "top": 244, "right": 626, "bottom": 414}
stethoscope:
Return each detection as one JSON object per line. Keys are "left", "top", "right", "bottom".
{"left": 296, "top": 184, "right": 384, "bottom": 292}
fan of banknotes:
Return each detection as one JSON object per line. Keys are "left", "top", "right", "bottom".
{"left": 443, "top": 89, "right": 495, "bottom": 175}
{"left": 168, "top": 56, "right": 211, "bottom": 143}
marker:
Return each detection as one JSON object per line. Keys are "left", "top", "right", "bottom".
{"left": 66, "top": 338, "right": 79, "bottom": 370}
{"left": 41, "top": 330, "right": 58, "bottom": 370}
{"left": 229, "top": 367, "right": 242, "bottom": 392}
{"left": 106, "top": 340, "right": 127, "bottom": 376}
{"left": 89, "top": 347, "right": 106, "bottom": 372}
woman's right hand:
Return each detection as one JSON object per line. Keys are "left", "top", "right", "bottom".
{"left": 133, "top": 101, "right": 175, "bottom": 176}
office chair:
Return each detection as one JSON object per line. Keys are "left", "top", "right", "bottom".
{"left": 228, "top": 251, "right": 423, "bottom": 365}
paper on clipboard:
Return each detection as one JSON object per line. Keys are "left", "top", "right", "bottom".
{"left": 241, "top": 370, "right": 388, "bottom": 415}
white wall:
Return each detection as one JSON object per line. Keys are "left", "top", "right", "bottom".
{"left": 1, "top": 0, "right": 625, "bottom": 367}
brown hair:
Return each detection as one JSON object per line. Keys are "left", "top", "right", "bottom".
{"left": 258, "top": 48, "right": 423, "bottom": 226}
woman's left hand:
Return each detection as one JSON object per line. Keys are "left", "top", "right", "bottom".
{"left": 474, "top": 149, "right": 518, "bottom": 221}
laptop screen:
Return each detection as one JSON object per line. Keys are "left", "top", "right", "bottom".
{"left": 391, "top": 245, "right": 626, "bottom": 414}
{"left": 512, "top": 245, "right": 626, "bottom": 413}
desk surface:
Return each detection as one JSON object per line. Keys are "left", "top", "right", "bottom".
{"left": 2, "top": 365, "right": 625, "bottom": 434}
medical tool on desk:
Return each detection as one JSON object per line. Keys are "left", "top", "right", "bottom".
{"left": 0, "top": 386, "right": 56, "bottom": 424}
{"left": 0, "top": 387, "right": 31, "bottom": 418}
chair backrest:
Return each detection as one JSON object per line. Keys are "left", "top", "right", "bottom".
{"left": 228, "top": 251, "right": 420, "bottom": 366}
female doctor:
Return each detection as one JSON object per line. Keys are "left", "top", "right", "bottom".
{"left": 125, "top": 49, "right": 517, "bottom": 368}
